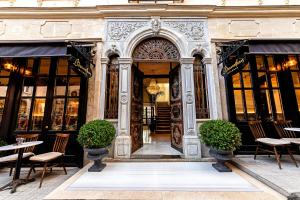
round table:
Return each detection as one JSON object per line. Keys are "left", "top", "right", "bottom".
{"left": 0, "top": 141, "right": 43, "bottom": 193}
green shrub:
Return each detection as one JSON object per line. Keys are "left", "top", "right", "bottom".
{"left": 77, "top": 119, "right": 116, "bottom": 149}
{"left": 199, "top": 120, "right": 242, "bottom": 151}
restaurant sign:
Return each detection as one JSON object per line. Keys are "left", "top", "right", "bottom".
{"left": 221, "top": 55, "right": 247, "bottom": 77}
{"left": 69, "top": 56, "right": 92, "bottom": 78}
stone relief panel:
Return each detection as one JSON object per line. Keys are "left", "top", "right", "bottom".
{"left": 164, "top": 21, "right": 205, "bottom": 41}
{"left": 229, "top": 20, "right": 260, "bottom": 37}
{"left": 40, "top": 21, "right": 72, "bottom": 38}
{"left": 107, "top": 21, "right": 148, "bottom": 41}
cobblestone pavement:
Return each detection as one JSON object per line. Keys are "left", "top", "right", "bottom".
{"left": 0, "top": 167, "right": 78, "bottom": 200}
{"left": 233, "top": 155, "right": 300, "bottom": 199}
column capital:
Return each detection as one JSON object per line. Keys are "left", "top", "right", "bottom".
{"left": 118, "top": 57, "right": 133, "bottom": 65}
{"left": 101, "top": 58, "right": 109, "bottom": 65}
{"left": 180, "top": 57, "right": 194, "bottom": 65}
{"left": 202, "top": 58, "right": 212, "bottom": 65}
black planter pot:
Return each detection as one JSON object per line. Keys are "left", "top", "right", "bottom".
{"left": 86, "top": 148, "right": 109, "bottom": 172}
{"left": 209, "top": 147, "right": 233, "bottom": 172}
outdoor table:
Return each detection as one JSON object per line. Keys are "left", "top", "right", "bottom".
{"left": 0, "top": 141, "right": 43, "bottom": 193}
{"left": 284, "top": 127, "right": 300, "bottom": 132}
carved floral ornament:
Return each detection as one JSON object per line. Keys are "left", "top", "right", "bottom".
{"left": 107, "top": 21, "right": 147, "bottom": 41}
{"left": 132, "top": 37, "right": 180, "bottom": 61}
{"left": 164, "top": 21, "right": 205, "bottom": 40}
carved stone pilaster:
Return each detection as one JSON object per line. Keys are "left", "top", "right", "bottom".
{"left": 180, "top": 58, "right": 201, "bottom": 158}
{"left": 114, "top": 58, "right": 132, "bottom": 159}
{"left": 100, "top": 58, "right": 109, "bottom": 120}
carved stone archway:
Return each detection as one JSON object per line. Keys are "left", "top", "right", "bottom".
{"left": 132, "top": 37, "right": 180, "bottom": 62}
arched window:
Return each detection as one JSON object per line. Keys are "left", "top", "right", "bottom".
{"left": 105, "top": 55, "right": 119, "bottom": 119}
{"left": 193, "top": 55, "right": 209, "bottom": 119}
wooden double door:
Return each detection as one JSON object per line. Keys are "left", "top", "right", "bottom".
{"left": 130, "top": 65, "right": 184, "bottom": 153}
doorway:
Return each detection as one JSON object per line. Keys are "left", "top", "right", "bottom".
{"left": 130, "top": 61, "right": 183, "bottom": 157}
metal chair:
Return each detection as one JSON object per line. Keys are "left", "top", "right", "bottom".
{"left": 0, "top": 134, "right": 39, "bottom": 176}
{"left": 274, "top": 120, "right": 300, "bottom": 145}
{"left": 248, "top": 120, "right": 298, "bottom": 169}
{"left": 26, "top": 133, "right": 69, "bottom": 188}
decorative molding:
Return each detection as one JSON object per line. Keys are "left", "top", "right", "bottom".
{"left": 40, "top": 21, "right": 72, "bottom": 38}
{"left": 164, "top": 21, "right": 204, "bottom": 40}
{"left": 186, "top": 93, "right": 194, "bottom": 104}
{"left": 120, "top": 94, "right": 128, "bottom": 104}
{"left": 107, "top": 21, "right": 147, "bottom": 41}
{"left": 151, "top": 16, "right": 161, "bottom": 35}
{"left": 105, "top": 44, "right": 120, "bottom": 57}
{"left": 229, "top": 20, "right": 260, "bottom": 37}
{"left": 0, "top": 21, "right": 6, "bottom": 36}
{"left": 37, "top": 0, "right": 80, "bottom": 7}
{"left": 258, "top": 0, "right": 263, "bottom": 5}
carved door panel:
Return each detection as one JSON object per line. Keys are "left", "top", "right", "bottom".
{"left": 170, "top": 66, "right": 184, "bottom": 153}
{"left": 130, "top": 65, "right": 144, "bottom": 153}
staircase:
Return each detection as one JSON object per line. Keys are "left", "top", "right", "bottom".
{"left": 156, "top": 103, "right": 171, "bottom": 134}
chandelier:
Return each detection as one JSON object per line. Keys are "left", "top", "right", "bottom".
{"left": 146, "top": 79, "right": 160, "bottom": 95}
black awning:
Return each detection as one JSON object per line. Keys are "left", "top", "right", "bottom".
{"left": 248, "top": 40, "right": 300, "bottom": 54}
{"left": 0, "top": 43, "right": 67, "bottom": 57}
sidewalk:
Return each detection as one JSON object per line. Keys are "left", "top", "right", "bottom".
{"left": 0, "top": 167, "right": 78, "bottom": 200}
{"left": 233, "top": 155, "right": 300, "bottom": 200}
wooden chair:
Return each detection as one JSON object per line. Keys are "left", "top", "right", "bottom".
{"left": 274, "top": 120, "right": 300, "bottom": 145}
{"left": 26, "top": 133, "right": 69, "bottom": 188}
{"left": 0, "top": 134, "right": 39, "bottom": 176}
{"left": 248, "top": 121, "right": 298, "bottom": 169}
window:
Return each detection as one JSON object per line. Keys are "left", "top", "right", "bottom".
{"left": 193, "top": 55, "right": 209, "bottom": 119}
{"left": 105, "top": 55, "right": 119, "bottom": 119}
{"left": 51, "top": 58, "right": 81, "bottom": 131}
{"left": 0, "top": 59, "right": 11, "bottom": 126}
{"left": 15, "top": 57, "right": 84, "bottom": 132}
{"left": 231, "top": 61, "right": 256, "bottom": 121}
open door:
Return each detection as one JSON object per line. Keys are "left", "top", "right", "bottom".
{"left": 130, "top": 65, "right": 144, "bottom": 153}
{"left": 169, "top": 66, "right": 184, "bottom": 153}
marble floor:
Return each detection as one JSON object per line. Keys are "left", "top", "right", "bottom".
{"left": 132, "top": 131, "right": 182, "bottom": 156}
{"left": 44, "top": 162, "right": 286, "bottom": 200}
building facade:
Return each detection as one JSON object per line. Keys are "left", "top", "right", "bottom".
{"left": 0, "top": 0, "right": 300, "bottom": 165}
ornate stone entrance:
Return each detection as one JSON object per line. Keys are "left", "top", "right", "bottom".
{"left": 101, "top": 17, "right": 216, "bottom": 159}
{"left": 130, "top": 37, "right": 184, "bottom": 154}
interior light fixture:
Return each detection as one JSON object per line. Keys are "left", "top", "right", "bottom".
{"left": 146, "top": 79, "right": 160, "bottom": 95}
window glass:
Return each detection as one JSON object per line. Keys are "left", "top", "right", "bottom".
{"left": 31, "top": 98, "right": 46, "bottom": 130}
{"left": 258, "top": 72, "right": 268, "bottom": 88}
{"left": 256, "top": 55, "right": 265, "bottom": 70}
{"left": 16, "top": 99, "right": 31, "bottom": 130}
{"left": 292, "top": 72, "right": 300, "bottom": 88}
{"left": 68, "top": 77, "right": 80, "bottom": 96}
{"left": 234, "top": 90, "right": 244, "bottom": 121}
{"left": 39, "top": 58, "right": 50, "bottom": 75}
{"left": 267, "top": 56, "right": 277, "bottom": 71}
{"left": 273, "top": 90, "right": 284, "bottom": 120}
{"left": 232, "top": 73, "right": 241, "bottom": 88}
{"left": 54, "top": 77, "right": 67, "bottom": 96}
{"left": 51, "top": 98, "right": 65, "bottom": 131}
{"left": 270, "top": 74, "right": 279, "bottom": 88}
{"left": 36, "top": 77, "right": 48, "bottom": 97}
{"left": 57, "top": 58, "right": 68, "bottom": 75}
{"left": 286, "top": 55, "right": 298, "bottom": 70}
{"left": 65, "top": 98, "right": 79, "bottom": 130}
{"left": 242, "top": 72, "right": 252, "bottom": 88}
{"left": 295, "top": 90, "right": 300, "bottom": 112}
{"left": 245, "top": 90, "right": 255, "bottom": 120}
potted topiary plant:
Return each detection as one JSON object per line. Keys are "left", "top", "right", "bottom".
{"left": 199, "top": 119, "right": 242, "bottom": 172}
{"left": 77, "top": 119, "right": 116, "bottom": 172}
